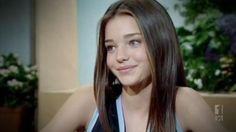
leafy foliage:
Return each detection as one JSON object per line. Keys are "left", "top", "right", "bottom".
{"left": 175, "top": 0, "right": 236, "bottom": 92}
{"left": 0, "top": 53, "right": 38, "bottom": 108}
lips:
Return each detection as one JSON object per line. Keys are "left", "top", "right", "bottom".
{"left": 116, "top": 65, "right": 137, "bottom": 73}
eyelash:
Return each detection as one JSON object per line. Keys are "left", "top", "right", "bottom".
{"left": 129, "top": 39, "right": 141, "bottom": 47}
{"left": 105, "top": 39, "right": 141, "bottom": 52}
{"left": 105, "top": 45, "right": 116, "bottom": 52}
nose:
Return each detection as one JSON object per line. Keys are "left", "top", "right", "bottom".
{"left": 116, "top": 45, "right": 129, "bottom": 63}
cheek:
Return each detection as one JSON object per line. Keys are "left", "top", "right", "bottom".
{"left": 134, "top": 49, "right": 151, "bottom": 72}
{"left": 133, "top": 48, "right": 149, "bottom": 62}
{"left": 106, "top": 55, "right": 113, "bottom": 69}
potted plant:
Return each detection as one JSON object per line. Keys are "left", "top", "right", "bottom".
{"left": 175, "top": 0, "right": 236, "bottom": 131}
{"left": 0, "top": 53, "right": 38, "bottom": 131}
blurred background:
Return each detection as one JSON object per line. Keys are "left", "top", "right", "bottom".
{"left": 0, "top": 0, "right": 235, "bottom": 131}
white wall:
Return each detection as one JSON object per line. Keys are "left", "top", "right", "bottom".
{"left": 36, "top": 0, "right": 79, "bottom": 128}
{"left": 77, "top": 0, "right": 117, "bottom": 85}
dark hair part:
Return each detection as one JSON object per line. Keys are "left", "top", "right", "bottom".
{"left": 94, "top": 0, "right": 186, "bottom": 131}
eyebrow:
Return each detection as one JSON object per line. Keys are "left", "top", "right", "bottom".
{"left": 105, "top": 32, "right": 142, "bottom": 43}
{"left": 124, "top": 32, "right": 142, "bottom": 38}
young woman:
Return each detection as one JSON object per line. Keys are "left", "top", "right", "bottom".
{"left": 41, "top": 0, "right": 226, "bottom": 131}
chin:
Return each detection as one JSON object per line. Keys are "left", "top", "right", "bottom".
{"left": 119, "top": 79, "right": 138, "bottom": 87}
{"left": 119, "top": 79, "right": 133, "bottom": 86}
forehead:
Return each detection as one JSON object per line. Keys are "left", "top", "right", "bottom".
{"left": 105, "top": 14, "right": 141, "bottom": 39}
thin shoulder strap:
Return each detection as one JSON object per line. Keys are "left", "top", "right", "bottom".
{"left": 176, "top": 116, "right": 183, "bottom": 132}
{"left": 87, "top": 109, "right": 99, "bottom": 132}
{"left": 116, "top": 96, "right": 125, "bottom": 132}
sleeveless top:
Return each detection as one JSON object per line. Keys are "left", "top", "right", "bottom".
{"left": 86, "top": 96, "right": 183, "bottom": 132}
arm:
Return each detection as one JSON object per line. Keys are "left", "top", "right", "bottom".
{"left": 40, "top": 85, "right": 96, "bottom": 132}
{"left": 176, "top": 87, "right": 227, "bottom": 132}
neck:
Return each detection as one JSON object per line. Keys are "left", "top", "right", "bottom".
{"left": 121, "top": 81, "right": 152, "bottom": 114}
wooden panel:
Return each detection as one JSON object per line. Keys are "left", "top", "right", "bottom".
{"left": 201, "top": 93, "right": 236, "bottom": 132}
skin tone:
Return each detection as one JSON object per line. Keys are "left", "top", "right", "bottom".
{"left": 105, "top": 14, "right": 152, "bottom": 132}
{"left": 40, "top": 14, "right": 227, "bottom": 132}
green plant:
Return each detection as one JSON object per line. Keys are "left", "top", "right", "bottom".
{"left": 174, "top": 0, "right": 218, "bottom": 24}
{"left": 175, "top": 0, "right": 236, "bottom": 92}
{"left": 0, "top": 53, "right": 38, "bottom": 108}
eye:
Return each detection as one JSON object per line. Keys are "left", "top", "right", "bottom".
{"left": 105, "top": 45, "right": 116, "bottom": 53}
{"left": 129, "top": 39, "right": 141, "bottom": 47}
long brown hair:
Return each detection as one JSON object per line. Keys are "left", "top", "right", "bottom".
{"left": 94, "top": 0, "right": 186, "bottom": 131}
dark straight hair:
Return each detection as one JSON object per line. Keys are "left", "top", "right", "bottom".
{"left": 94, "top": 0, "right": 186, "bottom": 131}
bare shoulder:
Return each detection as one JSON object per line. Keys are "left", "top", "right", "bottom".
{"left": 41, "top": 85, "right": 96, "bottom": 132}
{"left": 176, "top": 87, "right": 203, "bottom": 105}
{"left": 72, "top": 85, "right": 97, "bottom": 123}
{"left": 73, "top": 84, "right": 96, "bottom": 106}
{"left": 176, "top": 87, "right": 227, "bottom": 132}
{"left": 72, "top": 85, "right": 97, "bottom": 116}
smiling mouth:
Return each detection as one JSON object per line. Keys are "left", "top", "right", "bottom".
{"left": 116, "top": 65, "right": 137, "bottom": 73}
